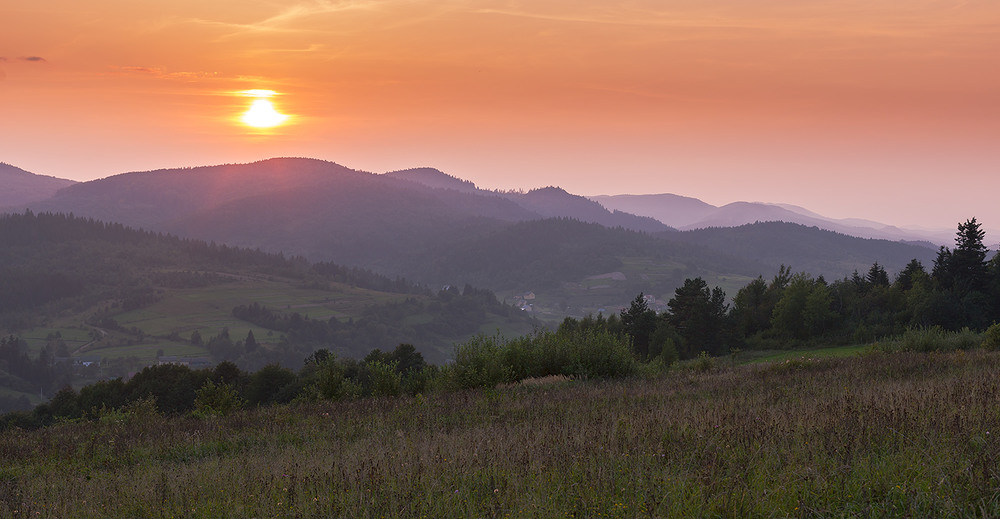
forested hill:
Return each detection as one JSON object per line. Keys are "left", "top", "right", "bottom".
{"left": 0, "top": 212, "right": 538, "bottom": 378}
{"left": 672, "top": 222, "right": 939, "bottom": 278}
{"left": 400, "top": 217, "right": 768, "bottom": 291}
{"left": 12, "top": 158, "right": 949, "bottom": 320}
{"left": 0, "top": 211, "right": 422, "bottom": 319}
{"left": 385, "top": 168, "right": 672, "bottom": 233}
{"left": 0, "top": 162, "right": 75, "bottom": 208}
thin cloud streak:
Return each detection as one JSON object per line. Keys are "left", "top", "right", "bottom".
{"left": 171, "top": 0, "right": 397, "bottom": 41}
{"left": 0, "top": 56, "right": 48, "bottom": 63}
{"left": 465, "top": 1, "right": 998, "bottom": 39}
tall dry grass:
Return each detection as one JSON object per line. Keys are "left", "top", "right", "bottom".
{"left": 2, "top": 350, "right": 1000, "bottom": 517}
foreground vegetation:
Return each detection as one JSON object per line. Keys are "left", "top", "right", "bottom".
{"left": 2, "top": 348, "right": 1000, "bottom": 517}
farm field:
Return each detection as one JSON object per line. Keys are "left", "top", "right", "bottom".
{"left": 112, "top": 278, "right": 410, "bottom": 339}
{"left": 3, "top": 348, "right": 999, "bottom": 517}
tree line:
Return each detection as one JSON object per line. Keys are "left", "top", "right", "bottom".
{"left": 4, "top": 216, "right": 1000, "bottom": 428}
{"left": 588, "top": 218, "right": 1000, "bottom": 363}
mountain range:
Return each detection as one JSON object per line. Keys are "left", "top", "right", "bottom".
{"left": 1, "top": 158, "right": 944, "bottom": 318}
{"left": 589, "top": 194, "right": 953, "bottom": 246}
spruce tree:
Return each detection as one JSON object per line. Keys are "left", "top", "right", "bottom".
{"left": 952, "top": 217, "right": 989, "bottom": 292}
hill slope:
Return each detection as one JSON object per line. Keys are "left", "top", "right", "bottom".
{"left": 18, "top": 158, "right": 944, "bottom": 319}
{"left": 0, "top": 212, "right": 539, "bottom": 395}
{"left": 674, "top": 221, "right": 938, "bottom": 277}
{"left": 0, "top": 163, "right": 76, "bottom": 208}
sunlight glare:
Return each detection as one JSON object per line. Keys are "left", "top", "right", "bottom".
{"left": 242, "top": 99, "right": 288, "bottom": 128}
{"left": 237, "top": 89, "right": 290, "bottom": 129}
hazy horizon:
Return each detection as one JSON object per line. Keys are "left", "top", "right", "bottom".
{"left": 3, "top": 1, "right": 998, "bottom": 230}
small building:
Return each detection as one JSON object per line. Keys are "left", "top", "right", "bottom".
{"left": 76, "top": 355, "right": 102, "bottom": 368}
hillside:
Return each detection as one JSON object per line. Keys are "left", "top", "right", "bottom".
{"left": 590, "top": 193, "right": 717, "bottom": 228}
{"left": 16, "top": 158, "right": 947, "bottom": 320}
{"left": 673, "top": 221, "right": 938, "bottom": 278}
{"left": 384, "top": 167, "right": 480, "bottom": 193}
{"left": 385, "top": 167, "right": 671, "bottom": 233}
{"left": 0, "top": 212, "right": 539, "bottom": 408}
{"left": 0, "top": 163, "right": 76, "bottom": 208}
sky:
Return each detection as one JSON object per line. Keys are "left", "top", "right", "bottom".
{"left": 2, "top": 0, "right": 998, "bottom": 232}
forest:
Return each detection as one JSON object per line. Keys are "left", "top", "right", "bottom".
{"left": 0, "top": 212, "right": 540, "bottom": 411}
{"left": 4, "top": 218, "right": 1000, "bottom": 430}
{"left": 2, "top": 213, "right": 999, "bottom": 425}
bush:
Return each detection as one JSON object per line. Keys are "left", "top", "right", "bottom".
{"left": 875, "top": 326, "right": 984, "bottom": 353}
{"left": 246, "top": 364, "right": 297, "bottom": 406}
{"left": 449, "top": 334, "right": 515, "bottom": 390}
{"left": 982, "top": 322, "right": 1000, "bottom": 350}
{"left": 193, "top": 379, "right": 243, "bottom": 418}
{"left": 98, "top": 395, "right": 161, "bottom": 426}
{"left": 366, "top": 360, "right": 402, "bottom": 398}
{"left": 448, "top": 329, "right": 637, "bottom": 390}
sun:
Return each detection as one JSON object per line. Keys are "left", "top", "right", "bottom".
{"left": 237, "top": 90, "right": 289, "bottom": 129}
{"left": 242, "top": 99, "right": 288, "bottom": 128}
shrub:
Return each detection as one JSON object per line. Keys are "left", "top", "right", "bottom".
{"left": 366, "top": 360, "right": 402, "bottom": 398}
{"left": 193, "top": 379, "right": 244, "bottom": 418}
{"left": 98, "top": 395, "right": 161, "bottom": 426}
{"left": 450, "top": 333, "right": 514, "bottom": 389}
{"left": 448, "top": 329, "right": 636, "bottom": 390}
{"left": 246, "top": 364, "right": 297, "bottom": 406}
{"left": 982, "top": 322, "right": 1000, "bottom": 350}
{"left": 875, "top": 326, "right": 984, "bottom": 353}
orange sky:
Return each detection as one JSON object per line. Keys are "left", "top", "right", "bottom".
{"left": 2, "top": 0, "right": 998, "bottom": 232}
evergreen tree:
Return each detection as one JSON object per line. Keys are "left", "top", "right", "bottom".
{"left": 245, "top": 330, "right": 258, "bottom": 353}
{"left": 732, "top": 277, "right": 770, "bottom": 337}
{"left": 667, "top": 278, "right": 730, "bottom": 358}
{"left": 866, "top": 262, "right": 890, "bottom": 287}
{"left": 952, "top": 217, "right": 989, "bottom": 292}
{"left": 620, "top": 293, "right": 657, "bottom": 360}
{"left": 894, "top": 259, "right": 926, "bottom": 291}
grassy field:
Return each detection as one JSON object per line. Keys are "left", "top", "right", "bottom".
{"left": 739, "top": 344, "right": 871, "bottom": 365}
{"left": 3, "top": 349, "right": 1000, "bottom": 517}
{"left": 112, "top": 278, "right": 414, "bottom": 340}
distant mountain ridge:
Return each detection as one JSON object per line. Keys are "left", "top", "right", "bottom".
{"left": 0, "top": 163, "right": 76, "bottom": 208}
{"left": 591, "top": 193, "right": 954, "bottom": 247}
{"left": 385, "top": 168, "right": 672, "bottom": 233}
{"left": 4, "top": 158, "right": 943, "bottom": 314}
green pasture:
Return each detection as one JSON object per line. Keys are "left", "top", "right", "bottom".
{"left": 112, "top": 279, "right": 414, "bottom": 340}
{"left": 83, "top": 340, "right": 209, "bottom": 363}
{"left": 18, "top": 327, "right": 94, "bottom": 355}
{"left": 739, "top": 344, "right": 870, "bottom": 364}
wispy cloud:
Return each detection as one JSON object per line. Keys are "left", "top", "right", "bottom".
{"left": 169, "top": 0, "right": 395, "bottom": 40}
{"left": 110, "top": 65, "right": 221, "bottom": 81}
{"left": 0, "top": 56, "right": 48, "bottom": 63}
{"left": 106, "top": 66, "right": 279, "bottom": 92}
{"left": 463, "top": 1, "right": 996, "bottom": 38}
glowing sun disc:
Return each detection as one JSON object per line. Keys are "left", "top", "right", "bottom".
{"left": 242, "top": 99, "right": 288, "bottom": 128}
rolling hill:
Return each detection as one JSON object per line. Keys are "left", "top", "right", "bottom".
{"left": 9, "top": 157, "right": 945, "bottom": 321}
{"left": 0, "top": 211, "right": 540, "bottom": 408}
{"left": 0, "top": 163, "right": 76, "bottom": 208}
